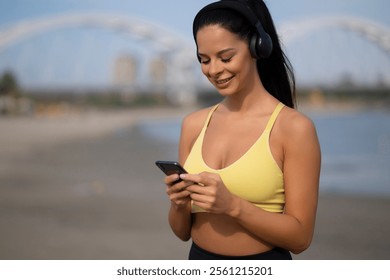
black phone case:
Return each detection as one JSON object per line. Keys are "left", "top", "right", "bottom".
{"left": 155, "top": 161, "right": 188, "bottom": 176}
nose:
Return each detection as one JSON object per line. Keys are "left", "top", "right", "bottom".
{"left": 207, "top": 59, "right": 223, "bottom": 77}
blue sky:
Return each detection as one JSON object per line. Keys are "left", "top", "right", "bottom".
{"left": 1, "top": 0, "right": 389, "bottom": 35}
{"left": 0, "top": 0, "right": 389, "bottom": 89}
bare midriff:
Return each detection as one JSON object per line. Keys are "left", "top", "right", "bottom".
{"left": 191, "top": 212, "right": 274, "bottom": 256}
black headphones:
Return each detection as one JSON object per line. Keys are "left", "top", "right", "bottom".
{"left": 193, "top": 0, "right": 273, "bottom": 60}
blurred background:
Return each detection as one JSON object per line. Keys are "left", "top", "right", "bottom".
{"left": 0, "top": 0, "right": 389, "bottom": 260}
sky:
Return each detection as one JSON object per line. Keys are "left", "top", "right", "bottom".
{"left": 0, "top": 0, "right": 389, "bottom": 89}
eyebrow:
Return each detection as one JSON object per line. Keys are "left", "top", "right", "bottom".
{"left": 198, "top": 48, "right": 236, "bottom": 57}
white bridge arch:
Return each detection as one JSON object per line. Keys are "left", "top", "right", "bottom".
{"left": 0, "top": 12, "right": 198, "bottom": 104}
{"left": 0, "top": 12, "right": 194, "bottom": 53}
{"left": 2, "top": 13, "right": 389, "bottom": 53}
{"left": 279, "top": 15, "right": 390, "bottom": 54}
{"left": 0, "top": 13, "right": 389, "bottom": 103}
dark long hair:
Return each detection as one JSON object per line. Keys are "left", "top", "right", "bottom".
{"left": 193, "top": 0, "right": 296, "bottom": 108}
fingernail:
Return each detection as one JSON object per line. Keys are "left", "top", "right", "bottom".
{"left": 179, "top": 174, "right": 186, "bottom": 179}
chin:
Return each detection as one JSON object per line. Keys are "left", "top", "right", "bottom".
{"left": 214, "top": 85, "right": 236, "bottom": 96}
{"left": 215, "top": 90, "right": 232, "bottom": 97}
{"left": 218, "top": 88, "right": 239, "bottom": 98}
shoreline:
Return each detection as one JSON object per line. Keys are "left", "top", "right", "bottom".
{"left": 1, "top": 100, "right": 388, "bottom": 155}
{"left": 0, "top": 106, "right": 191, "bottom": 158}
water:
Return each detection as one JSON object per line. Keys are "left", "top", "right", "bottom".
{"left": 313, "top": 109, "right": 390, "bottom": 196}
{"left": 138, "top": 108, "right": 390, "bottom": 197}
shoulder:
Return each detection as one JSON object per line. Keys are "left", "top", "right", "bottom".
{"left": 278, "top": 106, "right": 318, "bottom": 144}
{"left": 277, "top": 106, "right": 321, "bottom": 174}
{"left": 181, "top": 105, "right": 214, "bottom": 133}
{"left": 179, "top": 105, "right": 216, "bottom": 161}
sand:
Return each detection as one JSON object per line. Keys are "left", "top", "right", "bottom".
{"left": 0, "top": 108, "right": 389, "bottom": 260}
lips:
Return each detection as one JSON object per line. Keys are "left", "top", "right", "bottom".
{"left": 215, "top": 76, "right": 234, "bottom": 85}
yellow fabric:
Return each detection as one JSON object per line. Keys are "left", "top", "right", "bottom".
{"left": 184, "top": 103, "right": 285, "bottom": 213}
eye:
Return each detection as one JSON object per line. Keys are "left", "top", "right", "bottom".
{"left": 221, "top": 57, "right": 232, "bottom": 63}
{"left": 197, "top": 55, "right": 210, "bottom": 64}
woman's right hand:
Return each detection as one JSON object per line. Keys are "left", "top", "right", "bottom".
{"left": 165, "top": 174, "right": 192, "bottom": 208}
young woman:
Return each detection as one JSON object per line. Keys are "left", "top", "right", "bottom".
{"left": 164, "top": 0, "right": 321, "bottom": 260}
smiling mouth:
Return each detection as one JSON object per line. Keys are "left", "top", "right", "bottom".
{"left": 216, "top": 76, "right": 234, "bottom": 85}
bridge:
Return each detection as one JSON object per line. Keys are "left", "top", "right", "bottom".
{"left": 0, "top": 13, "right": 197, "bottom": 105}
{"left": 0, "top": 12, "right": 389, "bottom": 104}
{"left": 279, "top": 15, "right": 390, "bottom": 54}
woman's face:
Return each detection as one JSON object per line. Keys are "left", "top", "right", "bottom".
{"left": 196, "top": 24, "right": 258, "bottom": 97}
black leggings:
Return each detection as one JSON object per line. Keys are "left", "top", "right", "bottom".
{"left": 189, "top": 242, "right": 292, "bottom": 260}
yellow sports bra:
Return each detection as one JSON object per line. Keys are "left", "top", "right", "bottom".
{"left": 184, "top": 103, "right": 285, "bottom": 213}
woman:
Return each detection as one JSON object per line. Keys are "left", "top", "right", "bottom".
{"left": 164, "top": 0, "right": 321, "bottom": 260}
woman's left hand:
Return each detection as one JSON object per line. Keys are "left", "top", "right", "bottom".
{"left": 179, "top": 172, "right": 238, "bottom": 215}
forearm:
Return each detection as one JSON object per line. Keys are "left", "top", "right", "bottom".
{"left": 168, "top": 202, "right": 192, "bottom": 241}
{"left": 229, "top": 197, "right": 313, "bottom": 254}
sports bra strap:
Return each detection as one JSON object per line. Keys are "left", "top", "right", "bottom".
{"left": 203, "top": 104, "right": 220, "bottom": 129}
{"left": 264, "top": 103, "right": 285, "bottom": 132}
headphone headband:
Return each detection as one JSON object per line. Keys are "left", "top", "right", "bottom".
{"left": 193, "top": 0, "right": 273, "bottom": 59}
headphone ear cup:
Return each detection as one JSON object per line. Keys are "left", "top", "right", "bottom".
{"left": 258, "top": 32, "right": 273, "bottom": 59}
{"left": 249, "top": 32, "right": 273, "bottom": 59}
{"left": 249, "top": 34, "right": 260, "bottom": 59}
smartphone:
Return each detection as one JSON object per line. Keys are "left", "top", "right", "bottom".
{"left": 155, "top": 160, "right": 187, "bottom": 182}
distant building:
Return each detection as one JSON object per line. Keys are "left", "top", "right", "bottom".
{"left": 149, "top": 57, "right": 166, "bottom": 86}
{"left": 113, "top": 55, "right": 137, "bottom": 86}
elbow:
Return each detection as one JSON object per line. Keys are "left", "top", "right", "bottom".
{"left": 286, "top": 220, "right": 315, "bottom": 254}
{"left": 288, "top": 235, "right": 313, "bottom": 255}
{"left": 171, "top": 229, "right": 191, "bottom": 242}
{"left": 172, "top": 226, "right": 191, "bottom": 242}
{"left": 290, "top": 245, "right": 309, "bottom": 255}
{"left": 177, "top": 233, "right": 191, "bottom": 242}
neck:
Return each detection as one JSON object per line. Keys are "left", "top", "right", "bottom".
{"left": 222, "top": 79, "right": 269, "bottom": 113}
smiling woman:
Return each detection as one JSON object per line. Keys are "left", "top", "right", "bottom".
{"left": 197, "top": 26, "right": 258, "bottom": 96}
{"left": 161, "top": 0, "right": 321, "bottom": 260}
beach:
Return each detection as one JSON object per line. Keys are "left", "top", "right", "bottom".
{"left": 0, "top": 107, "right": 389, "bottom": 260}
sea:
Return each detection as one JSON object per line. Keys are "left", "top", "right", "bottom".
{"left": 137, "top": 107, "right": 390, "bottom": 197}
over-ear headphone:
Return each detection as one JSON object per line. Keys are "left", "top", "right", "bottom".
{"left": 193, "top": 0, "right": 273, "bottom": 59}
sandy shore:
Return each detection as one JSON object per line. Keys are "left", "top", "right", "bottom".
{"left": 0, "top": 108, "right": 389, "bottom": 260}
